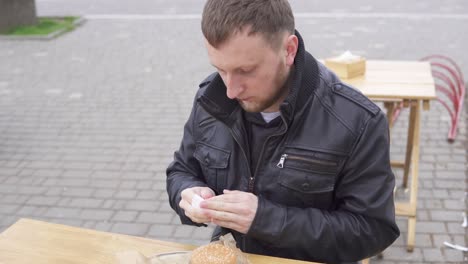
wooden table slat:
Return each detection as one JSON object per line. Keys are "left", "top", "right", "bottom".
{"left": 0, "top": 219, "right": 315, "bottom": 264}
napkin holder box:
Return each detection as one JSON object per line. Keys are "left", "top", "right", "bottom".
{"left": 324, "top": 57, "right": 366, "bottom": 79}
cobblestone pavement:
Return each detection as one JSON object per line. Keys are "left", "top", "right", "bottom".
{"left": 0, "top": 1, "right": 467, "bottom": 263}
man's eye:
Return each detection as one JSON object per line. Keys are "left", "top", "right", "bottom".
{"left": 238, "top": 68, "right": 253, "bottom": 75}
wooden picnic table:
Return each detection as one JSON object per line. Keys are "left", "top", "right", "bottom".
{"left": 340, "top": 60, "right": 437, "bottom": 252}
{"left": 0, "top": 218, "right": 316, "bottom": 264}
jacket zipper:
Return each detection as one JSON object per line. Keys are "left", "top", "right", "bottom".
{"left": 277, "top": 153, "right": 338, "bottom": 168}
{"left": 250, "top": 114, "right": 289, "bottom": 193}
{"left": 228, "top": 127, "right": 254, "bottom": 190}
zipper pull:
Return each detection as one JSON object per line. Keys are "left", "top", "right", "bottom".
{"left": 248, "top": 177, "right": 254, "bottom": 193}
{"left": 277, "top": 154, "right": 288, "bottom": 168}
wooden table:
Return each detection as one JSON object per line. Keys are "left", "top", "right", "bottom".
{"left": 0, "top": 218, "right": 316, "bottom": 264}
{"left": 341, "top": 60, "right": 437, "bottom": 252}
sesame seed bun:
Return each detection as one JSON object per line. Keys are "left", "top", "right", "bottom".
{"left": 190, "top": 243, "right": 237, "bottom": 264}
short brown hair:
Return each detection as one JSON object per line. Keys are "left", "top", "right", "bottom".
{"left": 201, "top": 0, "right": 295, "bottom": 49}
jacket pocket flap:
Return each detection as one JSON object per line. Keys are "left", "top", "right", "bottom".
{"left": 278, "top": 172, "right": 335, "bottom": 194}
{"left": 194, "top": 143, "right": 230, "bottom": 169}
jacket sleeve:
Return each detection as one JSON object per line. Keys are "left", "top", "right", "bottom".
{"left": 247, "top": 111, "right": 400, "bottom": 263}
{"left": 166, "top": 91, "right": 209, "bottom": 226}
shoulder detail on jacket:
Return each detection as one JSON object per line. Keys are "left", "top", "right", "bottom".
{"left": 316, "top": 62, "right": 380, "bottom": 117}
{"left": 333, "top": 83, "right": 380, "bottom": 116}
{"left": 198, "top": 72, "right": 218, "bottom": 89}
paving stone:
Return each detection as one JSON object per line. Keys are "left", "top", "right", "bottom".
{"left": 113, "top": 190, "right": 137, "bottom": 199}
{"left": 137, "top": 190, "right": 159, "bottom": 200}
{"left": 58, "top": 198, "right": 72, "bottom": 207}
{"left": 119, "top": 180, "right": 138, "bottom": 189}
{"left": 432, "top": 234, "right": 452, "bottom": 248}
{"left": 125, "top": 172, "right": 153, "bottom": 180}
{"left": 44, "top": 207, "right": 81, "bottom": 219}
{"left": 58, "top": 178, "right": 91, "bottom": 187}
{"left": 451, "top": 235, "right": 466, "bottom": 246}
{"left": 192, "top": 227, "right": 213, "bottom": 240}
{"left": 111, "top": 222, "right": 149, "bottom": 236}
{"left": 0, "top": 204, "right": 20, "bottom": 214}
{"left": 80, "top": 209, "right": 114, "bottom": 221}
{"left": 46, "top": 218, "right": 83, "bottom": 229}
{"left": 442, "top": 248, "right": 466, "bottom": 262}
{"left": 60, "top": 162, "right": 94, "bottom": 170}
{"left": 379, "top": 246, "right": 423, "bottom": 262}
{"left": 17, "top": 186, "right": 47, "bottom": 195}
{"left": 137, "top": 212, "right": 173, "bottom": 224}
{"left": 443, "top": 199, "right": 465, "bottom": 210}
{"left": 446, "top": 222, "right": 466, "bottom": 235}
{"left": 136, "top": 180, "right": 153, "bottom": 190}
{"left": 416, "top": 210, "right": 430, "bottom": 221}
{"left": 112, "top": 211, "right": 138, "bottom": 222}
{"left": 148, "top": 224, "right": 175, "bottom": 238}
{"left": 422, "top": 248, "right": 445, "bottom": 262}
{"left": 94, "top": 221, "right": 113, "bottom": 232}
{"left": 91, "top": 179, "right": 120, "bottom": 189}
{"left": 69, "top": 198, "right": 104, "bottom": 208}
{"left": 83, "top": 221, "right": 97, "bottom": 229}
{"left": 32, "top": 169, "right": 63, "bottom": 177}
{"left": 62, "top": 170, "right": 93, "bottom": 178}
{"left": 102, "top": 200, "right": 115, "bottom": 209}
{"left": 16, "top": 205, "right": 42, "bottom": 216}
{"left": 424, "top": 199, "right": 443, "bottom": 209}
{"left": 415, "top": 222, "right": 447, "bottom": 234}
{"left": 92, "top": 171, "right": 121, "bottom": 179}
{"left": 431, "top": 189, "right": 450, "bottom": 199}
{"left": 125, "top": 201, "right": 159, "bottom": 211}
{"left": 63, "top": 187, "right": 94, "bottom": 197}
{"left": 158, "top": 203, "right": 173, "bottom": 213}
{"left": 1, "top": 194, "right": 30, "bottom": 204}
{"left": 430, "top": 210, "right": 464, "bottom": 222}
{"left": 112, "top": 200, "right": 127, "bottom": 210}
{"left": 448, "top": 190, "right": 466, "bottom": 200}
{"left": 93, "top": 189, "right": 115, "bottom": 198}
{"left": 0, "top": 168, "right": 21, "bottom": 176}
{"left": 26, "top": 196, "right": 60, "bottom": 206}
{"left": 26, "top": 162, "right": 59, "bottom": 170}
{"left": 413, "top": 234, "right": 432, "bottom": 247}
{"left": 2, "top": 177, "right": 19, "bottom": 185}
{"left": 435, "top": 171, "right": 465, "bottom": 180}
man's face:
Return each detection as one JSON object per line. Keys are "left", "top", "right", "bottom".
{"left": 205, "top": 31, "right": 294, "bottom": 113}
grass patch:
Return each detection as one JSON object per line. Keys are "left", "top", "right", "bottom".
{"left": 6, "top": 16, "right": 78, "bottom": 36}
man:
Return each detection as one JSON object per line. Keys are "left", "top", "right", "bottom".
{"left": 167, "top": 0, "right": 399, "bottom": 263}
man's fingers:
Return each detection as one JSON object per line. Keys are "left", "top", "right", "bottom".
{"left": 203, "top": 208, "right": 242, "bottom": 223}
{"left": 211, "top": 218, "right": 243, "bottom": 233}
{"left": 200, "top": 188, "right": 215, "bottom": 199}
{"left": 201, "top": 199, "right": 242, "bottom": 214}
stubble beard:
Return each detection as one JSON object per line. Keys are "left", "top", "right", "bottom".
{"left": 239, "top": 64, "right": 290, "bottom": 113}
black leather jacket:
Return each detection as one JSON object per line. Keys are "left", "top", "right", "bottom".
{"left": 167, "top": 32, "right": 399, "bottom": 264}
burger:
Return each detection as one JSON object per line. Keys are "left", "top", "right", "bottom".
{"left": 190, "top": 243, "right": 237, "bottom": 264}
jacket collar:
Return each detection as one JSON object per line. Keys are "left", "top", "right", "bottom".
{"left": 198, "top": 30, "right": 320, "bottom": 126}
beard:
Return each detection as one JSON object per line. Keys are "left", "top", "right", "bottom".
{"left": 239, "top": 63, "right": 291, "bottom": 113}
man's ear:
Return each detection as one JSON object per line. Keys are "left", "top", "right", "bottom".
{"left": 285, "top": 35, "right": 298, "bottom": 66}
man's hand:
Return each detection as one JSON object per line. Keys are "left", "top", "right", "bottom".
{"left": 179, "top": 186, "right": 215, "bottom": 224}
{"left": 201, "top": 190, "right": 258, "bottom": 234}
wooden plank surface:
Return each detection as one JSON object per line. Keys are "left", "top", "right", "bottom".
{"left": 0, "top": 218, "right": 316, "bottom": 264}
{"left": 319, "top": 60, "right": 437, "bottom": 100}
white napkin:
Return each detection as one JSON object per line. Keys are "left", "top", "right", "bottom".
{"left": 191, "top": 194, "right": 204, "bottom": 209}
{"left": 334, "top": 50, "right": 361, "bottom": 62}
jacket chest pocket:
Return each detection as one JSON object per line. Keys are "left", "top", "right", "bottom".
{"left": 276, "top": 151, "right": 341, "bottom": 208}
{"left": 193, "top": 142, "right": 230, "bottom": 194}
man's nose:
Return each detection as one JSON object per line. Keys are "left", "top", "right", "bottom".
{"left": 225, "top": 73, "right": 243, "bottom": 99}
